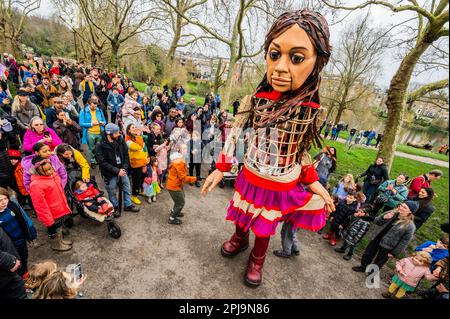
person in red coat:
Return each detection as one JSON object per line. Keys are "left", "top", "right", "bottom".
{"left": 408, "top": 170, "right": 443, "bottom": 198}
{"left": 28, "top": 157, "right": 73, "bottom": 252}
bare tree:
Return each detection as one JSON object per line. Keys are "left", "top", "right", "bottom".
{"left": 72, "top": 0, "right": 165, "bottom": 68}
{"left": 0, "top": 0, "right": 41, "bottom": 56}
{"left": 323, "top": 14, "right": 389, "bottom": 124}
{"left": 322, "top": 0, "right": 449, "bottom": 172}
{"left": 161, "top": 0, "right": 294, "bottom": 109}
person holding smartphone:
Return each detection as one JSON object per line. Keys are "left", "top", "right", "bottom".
{"left": 79, "top": 96, "right": 106, "bottom": 167}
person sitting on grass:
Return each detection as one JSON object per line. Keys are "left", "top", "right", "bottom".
{"left": 415, "top": 234, "right": 449, "bottom": 270}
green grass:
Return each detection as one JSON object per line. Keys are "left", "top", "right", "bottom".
{"left": 311, "top": 139, "right": 449, "bottom": 256}
{"left": 132, "top": 81, "right": 147, "bottom": 93}
{"left": 396, "top": 144, "right": 449, "bottom": 162}
{"left": 324, "top": 129, "right": 449, "bottom": 161}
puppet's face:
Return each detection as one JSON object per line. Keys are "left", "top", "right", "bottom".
{"left": 265, "top": 24, "right": 317, "bottom": 92}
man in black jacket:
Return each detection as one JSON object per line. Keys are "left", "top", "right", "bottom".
{"left": 0, "top": 227, "right": 25, "bottom": 299}
{"left": 94, "top": 123, "right": 139, "bottom": 216}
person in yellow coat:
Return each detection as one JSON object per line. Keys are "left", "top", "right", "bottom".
{"left": 125, "top": 123, "right": 149, "bottom": 205}
{"left": 55, "top": 143, "right": 91, "bottom": 184}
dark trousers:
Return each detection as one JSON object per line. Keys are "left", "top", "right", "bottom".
{"left": 339, "top": 241, "right": 356, "bottom": 256}
{"left": 15, "top": 242, "right": 28, "bottom": 277}
{"left": 168, "top": 190, "right": 185, "bottom": 218}
{"left": 130, "top": 167, "right": 143, "bottom": 196}
{"left": 363, "top": 181, "right": 378, "bottom": 204}
{"left": 329, "top": 221, "right": 342, "bottom": 239}
{"left": 111, "top": 111, "right": 117, "bottom": 124}
{"left": 189, "top": 163, "right": 201, "bottom": 179}
{"left": 360, "top": 239, "right": 391, "bottom": 270}
{"left": 0, "top": 274, "right": 25, "bottom": 299}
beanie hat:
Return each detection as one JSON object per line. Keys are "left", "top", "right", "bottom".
{"left": 404, "top": 201, "right": 419, "bottom": 214}
{"left": 105, "top": 123, "right": 120, "bottom": 135}
{"left": 7, "top": 149, "right": 21, "bottom": 159}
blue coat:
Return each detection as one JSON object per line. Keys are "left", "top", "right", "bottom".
{"left": 415, "top": 241, "right": 449, "bottom": 269}
{"left": 106, "top": 91, "right": 124, "bottom": 113}
{"left": 79, "top": 106, "right": 106, "bottom": 144}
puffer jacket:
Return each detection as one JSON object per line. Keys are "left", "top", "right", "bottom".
{"left": 343, "top": 215, "right": 374, "bottom": 246}
{"left": 21, "top": 154, "right": 67, "bottom": 192}
{"left": 125, "top": 135, "right": 149, "bottom": 168}
{"left": 371, "top": 212, "right": 416, "bottom": 257}
{"left": 376, "top": 179, "right": 408, "bottom": 209}
{"left": 330, "top": 201, "right": 358, "bottom": 225}
{"left": 28, "top": 173, "right": 71, "bottom": 227}
{"left": 22, "top": 127, "right": 62, "bottom": 153}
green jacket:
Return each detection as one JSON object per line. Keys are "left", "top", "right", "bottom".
{"left": 377, "top": 180, "right": 408, "bottom": 208}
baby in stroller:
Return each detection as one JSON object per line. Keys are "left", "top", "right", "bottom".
{"left": 73, "top": 181, "right": 114, "bottom": 215}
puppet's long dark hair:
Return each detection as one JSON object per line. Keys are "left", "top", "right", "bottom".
{"left": 249, "top": 9, "right": 332, "bottom": 152}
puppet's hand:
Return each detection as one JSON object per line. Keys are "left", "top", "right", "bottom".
{"left": 201, "top": 169, "right": 224, "bottom": 195}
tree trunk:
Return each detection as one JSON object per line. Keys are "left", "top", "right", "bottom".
{"left": 213, "top": 58, "right": 223, "bottom": 96}
{"left": 168, "top": 14, "right": 183, "bottom": 62}
{"left": 110, "top": 42, "right": 120, "bottom": 69}
{"left": 221, "top": 55, "right": 237, "bottom": 111}
{"left": 377, "top": 39, "right": 432, "bottom": 172}
{"left": 334, "top": 102, "right": 346, "bottom": 124}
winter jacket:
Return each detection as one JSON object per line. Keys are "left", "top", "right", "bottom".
{"left": 413, "top": 202, "right": 435, "bottom": 230}
{"left": 330, "top": 201, "right": 358, "bottom": 226}
{"left": 11, "top": 98, "right": 40, "bottom": 130}
{"left": 53, "top": 119, "right": 81, "bottom": 149}
{"left": 78, "top": 106, "right": 106, "bottom": 144}
{"left": 56, "top": 147, "right": 91, "bottom": 182}
{"left": 145, "top": 132, "right": 164, "bottom": 157}
{"left": 0, "top": 200, "right": 37, "bottom": 245}
{"left": 154, "top": 142, "right": 170, "bottom": 171}
{"left": 22, "top": 127, "right": 62, "bottom": 153}
{"left": 166, "top": 153, "right": 196, "bottom": 191}
{"left": 29, "top": 173, "right": 71, "bottom": 227}
{"left": 125, "top": 135, "right": 149, "bottom": 168}
{"left": 395, "top": 257, "right": 437, "bottom": 288}
{"left": 0, "top": 148, "right": 14, "bottom": 186}
{"left": 13, "top": 163, "right": 28, "bottom": 196}
{"left": 343, "top": 215, "right": 374, "bottom": 246}
{"left": 121, "top": 95, "right": 141, "bottom": 118}
{"left": 376, "top": 180, "right": 408, "bottom": 209}
{"left": 94, "top": 134, "right": 130, "bottom": 182}
{"left": 360, "top": 163, "right": 389, "bottom": 186}
{"left": 36, "top": 84, "right": 58, "bottom": 108}
{"left": 408, "top": 175, "right": 431, "bottom": 198}
{"left": 74, "top": 183, "right": 101, "bottom": 202}
{"left": 0, "top": 227, "right": 22, "bottom": 297}
{"left": 415, "top": 241, "right": 449, "bottom": 269}
{"left": 107, "top": 91, "right": 125, "bottom": 113}
{"left": 21, "top": 154, "right": 67, "bottom": 192}
{"left": 370, "top": 212, "right": 416, "bottom": 257}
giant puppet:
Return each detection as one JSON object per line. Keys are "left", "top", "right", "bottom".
{"left": 202, "top": 9, "right": 335, "bottom": 287}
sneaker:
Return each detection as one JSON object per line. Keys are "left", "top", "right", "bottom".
{"left": 273, "top": 250, "right": 291, "bottom": 258}
{"left": 293, "top": 250, "right": 300, "bottom": 256}
{"left": 168, "top": 217, "right": 182, "bottom": 225}
{"left": 343, "top": 254, "right": 353, "bottom": 261}
{"left": 131, "top": 196, "right": 142, "bottom": 205}
{"left": 151, "top": 196, "right": 156, "bottom": 202}
{"left": 147, "top": 197, "right": 153, "bottom": 204}
{"left": 195, "top": 181, "right": 201, "bottom": 188}
{"left": 124, "top": 205, "right": 140, "bottom": 213}
{"left": 113, "top": 208, "right": 121, "bottom": 218}
{"left": 352, "top": 266, "right": 365, "bottom": 273}
{"left": 382, "top": 291, "right": 393, "bottom": 299}
{"left": 177, "top": 212, "right": 185, "bottom": 217}
{"left": 334, "top": 247, "right": 346, "bottom": 253}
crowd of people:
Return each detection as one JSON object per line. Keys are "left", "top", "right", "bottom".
{"left": 320, "top": 121, "right": 382, "bottom": 148}
{"left": 0, "top": 52, "right": 448, "bottom": 299}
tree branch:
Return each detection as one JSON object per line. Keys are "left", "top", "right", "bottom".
{"left": 407, "top": 78, "right": 449, "bottom": 103}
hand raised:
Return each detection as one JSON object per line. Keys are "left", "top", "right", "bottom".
{"left": 201, "top": 169, "right": 224, "bottom": 195}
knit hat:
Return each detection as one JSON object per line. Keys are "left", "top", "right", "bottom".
{"left": 105, "top": 123, "right": 120, "bottom": 135}
{"left": 404, "top": 201, "right": 419, "bottom": 214}
{"left": 17, "top": 90, "right": 29, "bottom": 96}
{"left": 7, "top": 149, "right": 21, "bottom": 159}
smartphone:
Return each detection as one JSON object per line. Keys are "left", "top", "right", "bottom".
{"left": 72, "top": 263, "right": 83, "bottom": 283}
{"left": 44, "top": 131, "right": 50, "bottom": 137}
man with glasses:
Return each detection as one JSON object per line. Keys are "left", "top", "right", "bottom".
{"left": 79, "top": 96, "right": 106, "bottom": 168}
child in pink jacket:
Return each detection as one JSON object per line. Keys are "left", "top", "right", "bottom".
{"left": 382, "top": 251, "right": 438, "bottom": 299}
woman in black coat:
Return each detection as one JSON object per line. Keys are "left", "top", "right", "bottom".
{"left": 358, "top": 157, "right": 389, "bottom": 204}
{"left": 409, "top": 187, "right": 435, "bottom": 230}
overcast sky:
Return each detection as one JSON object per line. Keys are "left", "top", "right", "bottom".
{"left": 34, "top": 0, "right": 448, "bottom": 90}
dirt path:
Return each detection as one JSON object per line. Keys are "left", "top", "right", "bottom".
{"left": 333, "top": 137, "right": 448, "bottom": 168}
{"left": 28, "top": 170, "right": 385, "bottom": 299}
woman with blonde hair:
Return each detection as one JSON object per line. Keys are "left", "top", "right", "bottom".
{"left": 11, "top": 91, "right": 40, "bottom": 135}
{"left": 25, "top": 260, "right": 57, "bottom": 297}
{"left": 332, "top": 173, "right": 355, "bottom": 203}
{"left": 353, "top": 201, "right": 418, "bottom": 273}
{"left": 33, "top": 270, "right": 85, "bottom": 299}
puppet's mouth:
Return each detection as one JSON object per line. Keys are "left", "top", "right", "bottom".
{"left": 271, "top": 76, "right": 291, "bottom": 84}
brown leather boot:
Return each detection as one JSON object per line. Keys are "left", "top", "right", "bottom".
{"left": 50, "top": 230, "right": 72, "bottom": 252}
{"left": 244, "top": 252, "right": 266, "bottom": 287}
{"left": 60, "top": 228, "right": 73, "bottom": 246}
{"left": 221, "top": 231, "right": 249, "bottom": 257}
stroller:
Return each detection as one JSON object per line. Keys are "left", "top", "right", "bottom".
{"left": 66, "top": 178, "right": 121, "bottom": 239}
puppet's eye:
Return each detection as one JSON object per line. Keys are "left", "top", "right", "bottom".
{"left": 269, "top": 50, "right": 281, "bottom": 60}
{"left": 291, "top": 54, "right": 305, "bottom": 64}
